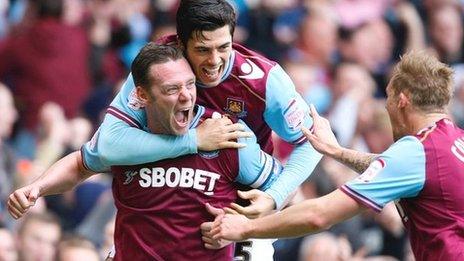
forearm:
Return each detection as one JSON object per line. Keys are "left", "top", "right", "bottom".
{"left": 333, "top": 148, "right": 378, "bottom": 174}
{"left": 265, "top": 143, "right": 322, "bottom": 209}
{"left": 34, "top": 151, "right": 95, "bottom": 196}
{"left": 245, "top": 190, "right": 363, "bottom": 239}
{"left": 98, "top": 117, "right": 196, "bottom": 166}
{"left": 246, "top": 199, "right": 326, "bottom": 239}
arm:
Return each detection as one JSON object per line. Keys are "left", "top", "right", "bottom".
{"left": 97, "top": 75, "right": 250, "bottom": 166}
{"left": 212, "top": 189, "right": 365, "bottom": 240}
{"left": 302, "top": 104, "right": 378, "bottom": 174}
{"left": 263, "top": 65, "right": 322, "bottom": 209}
{"left": 7, "top": 151, "right": 96, "bottom": 219}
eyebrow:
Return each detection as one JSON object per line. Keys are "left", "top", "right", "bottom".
{"left": 194, "top": 42, "right": 231, "bottom": 49}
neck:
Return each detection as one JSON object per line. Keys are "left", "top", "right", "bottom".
{"left": 408, "top": 111, "right": 448, "bottom": 135}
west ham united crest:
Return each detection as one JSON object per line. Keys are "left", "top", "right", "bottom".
{"left": 224, "top": 97, "right": 247, "bottom": 118}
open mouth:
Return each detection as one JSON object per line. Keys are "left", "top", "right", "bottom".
{"left": 174, "top": 108, "right": 191, "bottom": 127}
{"left": 202, "top": 65, "right": 222, "bottom": 81}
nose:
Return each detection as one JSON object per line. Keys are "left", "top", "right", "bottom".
{"left": 207, "top": 50, "right": 221, "bottom": 65}
{"left": 178, "top": 86, "right": 193, "bottom": 102}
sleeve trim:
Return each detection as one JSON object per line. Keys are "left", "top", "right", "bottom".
{"left": 340, "top": 185, "right": 382, "bottom": 213}
{"left": 249, "top": 152, "right": 273, "bottom": 188}
{"left": 107, "top": 106, "right": 142, "bottom": 129}
{"left": 292, "top": 134, "right": 307, "bottom": 145}
{"left": 80, "top": 146, "right": 92, "bottom": 172}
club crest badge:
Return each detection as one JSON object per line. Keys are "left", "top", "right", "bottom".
{"left": 224, "top": 97, "right": 247, "bottom": 118}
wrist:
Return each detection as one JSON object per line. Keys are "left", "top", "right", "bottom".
{"left": 329, "top": 145, "right": 344, "bottom": 160}
{"left": 243, "top": 219, "right": 255, "bottom": 239}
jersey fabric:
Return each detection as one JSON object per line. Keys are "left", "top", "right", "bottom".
{"left": 92, "top": 36, "right": 321, "bottom": 208}
{"left": 83, "top": 106, "right": 282, "bottom": 260}
{"left": 340, "top": 118, "right": 464, "bottom": 260}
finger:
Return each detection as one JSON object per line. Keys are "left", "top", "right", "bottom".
{"left": 237, "top": 190, "right": 255, "bottom": 200}
{"left": 229, "top": 203, "right": 258, "bottom": 216}
{"left": 225, "top": 122, "right": 245, "bottom": 132}
{"left": 14, "top": 191, "right": 32, "bottom": 210}
{"left": 309, "top": 104, "right": 320, "bottom": 118}
{"left": 218, "top": 117, "right": 233, "bottom": 125}
{"left": 223, "top": 207, "right": 239, "bottom": 215}
{"left": 201, "top": 236, "right": 215, "bottom": 245}
{"left": 205, "top": 203, "right": 224, "bottom": 217}
{"left": 301, "top": 126, "right": 316, "bottom": 141}
{"left": 204, "top": 243, "right": 218, "bottom": 250}
{"left": 7, "top": 203, "right": 23, "bottom": 219}
{"left": 8, "top": 196, "right": 27, "bottom": 214}
{"left": 218, "top": 141, "right": 246, "bottom": 149}
{"left": 200, "top": 221, "right": 213, "bottom": 232}
{"left": 226, "top": 131, "right": 253, "bottom": 140}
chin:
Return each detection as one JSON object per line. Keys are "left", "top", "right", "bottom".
{"left": 201, "top": 80, "right": 220, "bottom": 88}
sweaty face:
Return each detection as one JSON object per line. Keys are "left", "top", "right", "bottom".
{"left": 185, "top": 25, "right": 232, "bottom": 88}
{"left": 145, "top": 58, "right": 196, "bottom": 135}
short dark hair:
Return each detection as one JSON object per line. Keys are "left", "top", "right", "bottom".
{"left": 176, "top": 0, "right": 236, "bottom": 47}
{"left": 131, "top": 43, "right": 184, "bottom": 90}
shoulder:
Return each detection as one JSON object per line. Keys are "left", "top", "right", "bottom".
{"left": 231, "top": 43, "right": 277, "bottom": 82}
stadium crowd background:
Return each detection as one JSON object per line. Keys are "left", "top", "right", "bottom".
{"left": 0, "top": 0, "right": 464, "bottom": 260}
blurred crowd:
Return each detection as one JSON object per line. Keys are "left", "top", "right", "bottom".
{"left": 0, "top": 0, "right": 464, "bottom": 260}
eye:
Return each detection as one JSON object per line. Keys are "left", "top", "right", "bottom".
{"left": 187, "top": 81, "right": 195, "bottom": 89}
{"left": 166, "top": 87, "right": 179, "bottom": 94}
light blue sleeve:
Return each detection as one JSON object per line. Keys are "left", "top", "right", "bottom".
{"left": 95, "top": 74, "right": 198, "bottom": 166}
{"left": 81, "top": 128, "right": 110, "bottom": 173}
{"left": 341, "top": 136, "right": 426, "bottom": 212}
{"left": 236, "top": 121, "right": 283, "bottom": 191}
{"left": 263, "top": 65, "right": 322, "bottom": 209}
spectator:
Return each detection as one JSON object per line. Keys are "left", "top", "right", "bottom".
{"left": 0, "top": 226, "right": 17, "bottom": 261}
{"left": 56, "top": 235, "right": 100, "bottom": 261}
{"left": 0, "top": 0, "right": 91, "bottom": 158}
{"left": 0, "top": 83, "right": 18, "bottom": 226}
{"left": 16, "top": 212, "right": 62, "bottom": 261}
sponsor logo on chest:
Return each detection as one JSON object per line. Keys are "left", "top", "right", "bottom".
{"left": 124, "top": 167, "right": 221, "bottom": 196}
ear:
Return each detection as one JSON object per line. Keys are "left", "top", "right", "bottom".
{"left": 135, "top": 86, "right": 150, "bottom": 106}
{"left": 397, "top": 92, "right": 410, "bottom": 109}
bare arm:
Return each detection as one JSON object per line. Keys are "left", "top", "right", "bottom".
{"left": 303, "top": 104, "right": 378, "bottom": 174}
{"left": 212, "top": 189, "right": 366, "bottom": 241}
{"left": 335, "top": 148, "right": 378, "bottom": 174}
{"left": 8, "top": 151, "right": 97, "bottom": 219}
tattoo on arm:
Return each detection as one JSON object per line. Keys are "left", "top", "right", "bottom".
{"left": 338, "top": 149, "right": 378, "bottom": 174}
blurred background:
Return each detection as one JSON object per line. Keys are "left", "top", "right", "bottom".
{"left": 0, "top": 0, "right": 464, "bottom": 260}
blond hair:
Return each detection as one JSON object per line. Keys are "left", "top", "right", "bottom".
{"left": 390, "top": 51, "right": 454, "bottom": 112}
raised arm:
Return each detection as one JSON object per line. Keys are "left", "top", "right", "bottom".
{"left": 303, "top": 104, "right": 378, "bottom": 174}
{"left": 8, "top": 151, "right": 96, "bottom": 219}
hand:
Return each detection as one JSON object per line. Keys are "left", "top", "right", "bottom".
{"left": 227, "top": 190, "right": 275, "bottom": 219}
{"left": 196, "top": 117, "right": 253, "bottom": 151}
{"left": 303, "top": 104, "right": 342, "bottom": 158}
{"left": 211, "top": 213, "right": 251, "bottom": 242}
{"left": 7, "top": 185, "right": 40, "bottom": 219}
{"left": 201, "top": 203, "right": 232, "bottom": 249}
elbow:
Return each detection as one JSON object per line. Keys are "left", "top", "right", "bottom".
{"left": 304, "top": 213, "right": 333, "bottom": 232}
